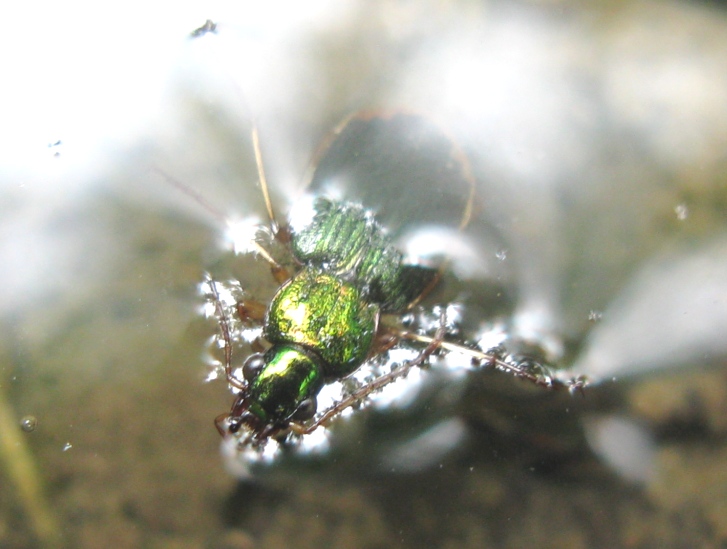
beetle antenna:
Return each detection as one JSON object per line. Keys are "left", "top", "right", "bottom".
{"left": 250, "top": 123, "right": 278, "bottom": 234}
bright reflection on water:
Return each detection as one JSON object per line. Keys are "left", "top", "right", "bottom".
{"left": 575, "top": 236, "right": 727, "bottom": 380}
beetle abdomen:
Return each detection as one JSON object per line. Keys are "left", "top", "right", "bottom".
{"left": 291, "top": 198, "right": 436, "bottom": 311}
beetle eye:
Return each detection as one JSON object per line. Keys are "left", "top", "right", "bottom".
{"left": 242, "top": 353, "right": 265, "bottom": 382}
{"left": 228, "top": 417, "right": 242, "bottom": 434}
{"left": 292, "top": 396, "right": 317, "bottom": 421}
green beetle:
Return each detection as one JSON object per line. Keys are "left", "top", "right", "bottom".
{"left": 216, "top": 195, "right": 441, "bottom": 441}
{"left": 208, "top": 112, "right": 584, "bottom": 447}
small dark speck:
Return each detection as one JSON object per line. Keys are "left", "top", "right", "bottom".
{"left": 190, "top": 19, "right": 217, "bottom": 38}
{"left": 48, "top": 140, "right": 62, "bottom": 157}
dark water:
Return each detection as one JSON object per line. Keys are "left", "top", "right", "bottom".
{"left": 2, "top": 1, "right": 727, "bottom": 547}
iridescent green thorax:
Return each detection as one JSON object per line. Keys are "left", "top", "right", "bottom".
{"left": 248, "top": 344, "right": 323, "bottom": 422}
{"left": 291, "top": 198, "right": 436, "bottom": 311}
{"left": 264, "top": 269, "right": 378, "bottom": 378}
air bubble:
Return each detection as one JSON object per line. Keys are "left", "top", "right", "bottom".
{"left": 20, "top": 415, "right": 37, "bottom": 433}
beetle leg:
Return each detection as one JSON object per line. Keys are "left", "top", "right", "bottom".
{"left": 236, "top": 299, "right": 268, "bottom": 323}
{"left": 293, "top": 309, "right": 449, "bottom": 435}
{"left": 397, "top": 331, "right": 587, "bottom": 392}
{"left": 206, "top": 277, "right": 246, "bottom": 390}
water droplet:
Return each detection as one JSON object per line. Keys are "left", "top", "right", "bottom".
{"left": 20, "top": 416, "right": 37, "bottom": 433}
{"left": 495, "top": 249, "right": 507, "bottom": 261}
{"left": 674, "top": 203, "right": 688, "bottom": 221}
{"left": 588, "top": 310, "right": 603, "bottom": 322}
{"left": 62, "top": 442, "right": 73, "bottom": 452}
